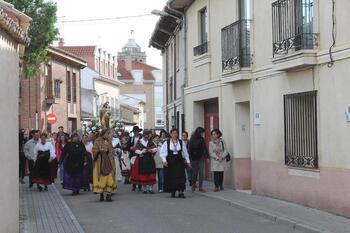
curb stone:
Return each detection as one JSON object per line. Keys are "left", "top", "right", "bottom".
{"left": 196, "top": 192, "right": 333, "bottom": 233}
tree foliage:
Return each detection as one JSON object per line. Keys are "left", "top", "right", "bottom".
{"left": 6, "top": 0, "right": 59, "bottom": 78}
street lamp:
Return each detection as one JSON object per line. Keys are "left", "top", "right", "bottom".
{"left": 151, "top": 9, "right": 183, "bottom": 22}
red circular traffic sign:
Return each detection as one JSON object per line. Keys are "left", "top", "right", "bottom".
{"left": 47, "top": 113, "right": 57, "bottom": 125}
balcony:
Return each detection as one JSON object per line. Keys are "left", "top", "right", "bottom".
{"left": 272, "top": 0, "right": 318, "bottom": 71}
{"left": 221, "top": 19, "right": 252, "bottom": 81}
{"left": 193, "top": 41, "right": 208, "bottom": 56}
{"left": 45, "top": 96, "right": 55, "bottom": 105}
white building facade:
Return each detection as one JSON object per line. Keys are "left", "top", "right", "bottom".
{"left": 0, "top": 1, "right": 30, "bottom": 232}
{"left": 151, "top": 0, "right": 350, "bottom": 218}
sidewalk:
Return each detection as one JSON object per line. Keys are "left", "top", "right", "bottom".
{"left": 19, "top": 178, "right": 85, "bottom": 233}
{"left": 198, "top": 181, "right": 350, "bottom": 233}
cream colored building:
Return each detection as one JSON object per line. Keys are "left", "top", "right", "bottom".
{"left": 151, "top": 0, "right": 350, "bottom": 218}
{"left": 0, "top": 1, "right": 30, "bottom": 232}
{"left": 117, "top": 37, "right": 164, "bottom": 131}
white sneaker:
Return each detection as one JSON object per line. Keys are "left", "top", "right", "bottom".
{"left": 159, "top": 190, "right": 163, "bottom": 193}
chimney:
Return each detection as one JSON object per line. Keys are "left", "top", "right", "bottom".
{"left": 58, "top": 38, "right": 65, "bottom": 47}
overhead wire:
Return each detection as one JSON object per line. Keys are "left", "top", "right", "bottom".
{"left": 57, "top": 14, "right": 153, "bottom": 24}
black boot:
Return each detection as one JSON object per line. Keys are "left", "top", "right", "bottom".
{"left": 106, "top": 194, "right": 112, "bottom": 202}
{"left": 37, "top": 185, "right": 43, "bottom": 192}
{"left": 44, "top": 186, "right": 48, "bottom": 191}
{"left": 99, "top": 193, "right": 105, "bottom": 201}
{"left": 178, "top": 192, "right": 186, "bottom": 199}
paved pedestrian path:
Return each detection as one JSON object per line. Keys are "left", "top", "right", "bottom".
{"left": 19, "top": 178, "right": 85, "bottom": 233}
{"left": 198, "top": 181, "right": 350, "bottom": 233}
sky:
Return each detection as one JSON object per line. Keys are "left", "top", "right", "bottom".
{"left": 54, "top": 0, "right": 167, "bottom": 68}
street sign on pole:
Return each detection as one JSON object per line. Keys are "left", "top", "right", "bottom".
{"left": 47, "top": 113, "right": 57, "bottom": 125}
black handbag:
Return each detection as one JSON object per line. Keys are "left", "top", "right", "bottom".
{"left": 221, "top": 141, "right": 231, "bottom": 162}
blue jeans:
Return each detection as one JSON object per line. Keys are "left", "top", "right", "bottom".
{"left": 156, "top": 168, "right": 164, "bottom": 191}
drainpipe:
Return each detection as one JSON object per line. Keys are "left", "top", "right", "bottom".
{"left": 166, "top": 1, "right": 188, "bottom": 131}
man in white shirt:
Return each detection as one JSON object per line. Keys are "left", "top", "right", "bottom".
{"left": 23, "top": 130, "right": 40, "bottom": 188}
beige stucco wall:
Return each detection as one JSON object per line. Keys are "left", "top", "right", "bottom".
{"left": 120, "top": 83, "right": 155, "bottom": 130}
{"left": 0, "top": 30, "right": 20, "bottom": 233}
{"left": 252, "top": 0, "right": 350, "bottom": 169}
{"left": 318, "top": 59, "right": 350, "bottom": 168}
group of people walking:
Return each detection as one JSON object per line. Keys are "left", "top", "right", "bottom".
{"left": 19, "top": 125, "right": 231, "bottom": 201}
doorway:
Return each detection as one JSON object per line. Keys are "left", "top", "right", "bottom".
{"left": 234, "top": 101, "right": 251, "bottom": 190}
{"left": 204, "top": 99, "right": 219, "bottom": 180}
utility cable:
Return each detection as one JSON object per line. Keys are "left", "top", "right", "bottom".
{"left": 57, "top": 14, "right": 152, "bottom": 24}
{"left": 327, "top": 0, "right": 336, "bottom": 68}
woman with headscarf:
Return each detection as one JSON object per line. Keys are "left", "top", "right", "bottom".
{"left": 160, "top": 129, "right": 191, "bottom": 198}
{"left": 92, "top": 129, "right": 117, "bottom": 202}
{"left": 60, "top": 133, "right": 88, "bottom": 195}
{"left": 32, "top": 133, "right": 56, "bottom": 191}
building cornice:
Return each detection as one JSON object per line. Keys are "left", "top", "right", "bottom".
{"left": 93, "top": 76, "right": 124, "bottom": 87}
{"left": 0, "top": 6, "right": 30, "bottom": 46}
{"left": 47, "top": 47, "right": 87, "bottom": 68}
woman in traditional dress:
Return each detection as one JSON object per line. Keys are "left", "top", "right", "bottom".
{"left": 160, "top": 129, "right": 191, "bottom": 198}
{"left": 32, "top": 133, "right": 56, "bottom": 191}
{"left": 112, "top": 132, "right": 123, "bottom": 182}
{"left": 120, "top": 135, "right": 131, "bottom": 184}
{"left": 82, "top": 135, "right": 93, "bottom": 191}
{"left": 130, "top": 129, "right": 157, "bottom": 194}
{"left": 60, "top": 133, "right": 88, "bottom": 195}
{"left": 92, "top": 129, "right": 117, "bottom": 202}
{"left": 56, "top": 134, "right": 68, "bottom": 184}
{"left": 209, "top": 129, "right": 229, "bottom": 192}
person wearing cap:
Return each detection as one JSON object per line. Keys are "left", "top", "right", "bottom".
{"left": 130, "top": 129, "right": 157, "bottom": 194}
{"left": 59, "top": 133, "right": 89, "bottom": 195}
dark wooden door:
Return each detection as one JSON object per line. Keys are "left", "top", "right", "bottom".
{"left": 204, "top": 100, "right": 219, "bottom": 180}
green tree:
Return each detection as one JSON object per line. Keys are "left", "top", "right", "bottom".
{"left": 6, "top": 0, "right": 59, "bottom": 78}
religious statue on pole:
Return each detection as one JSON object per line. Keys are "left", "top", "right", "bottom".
{"left": 99, "top": 102, "right": 111, "bottom": 128}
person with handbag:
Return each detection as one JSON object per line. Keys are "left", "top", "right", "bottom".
{"left": 92, "top": 129, "right": 117, "bottom": 202}
{"left": 59, "top": 133, "right": 88, "bottom": 195}
{"left": 209, "top": 129, "right": 230, "bottom": 192}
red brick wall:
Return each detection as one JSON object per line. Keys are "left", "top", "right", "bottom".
{"left": 20, "top": 58, "right": 82, "bottom": 133}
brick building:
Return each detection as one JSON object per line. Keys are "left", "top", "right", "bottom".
{"left": 117, "top": 37, "right": 164, "bottom": 131}
{"left": 20, "top": 46, "right": 87, "bottom": 133}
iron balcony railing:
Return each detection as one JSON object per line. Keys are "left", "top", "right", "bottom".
{"left": 193, "top": 41, "right": 208, "bottom": 56}
{"left": 272, "top": 0, "right": 318, "bottom": 56}
{"left": 221, "top": 19, "right": 252, "bottom": 73}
